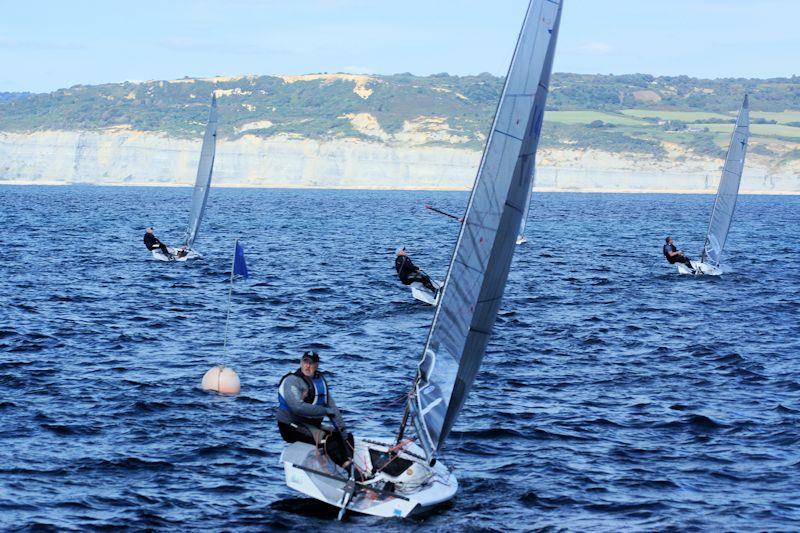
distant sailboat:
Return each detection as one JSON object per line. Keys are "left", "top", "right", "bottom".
{"left": 152, "top": 94, "right": 218, "bottom": 262}
{"left": 279, "top": 0, "right": 562, "bottom": 518}
{"left": 677, "top": 95, "right": 749, "bottom": 275}
{"left": 516, "top": 169, "right": 534, "bottom": 244}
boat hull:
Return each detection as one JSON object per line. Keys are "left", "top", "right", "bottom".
{"left": 280, "top": 437, "right": 457, "bottom": 518}
{"left": 409, "top": 280, "right": 442, "bottom": 306}
{"left": 676, "top": 260, "right": 722, "bottom": 276}
{"left": 151, "top": 247, "right": 201, "bottom": 262}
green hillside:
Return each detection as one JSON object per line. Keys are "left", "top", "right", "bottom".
{"left": 1, "top": 72, "right": 798, "bottom": 160}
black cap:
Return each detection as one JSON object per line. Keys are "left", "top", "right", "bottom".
{"left": 301, "top": 351, "right": 320, "bottom": 363}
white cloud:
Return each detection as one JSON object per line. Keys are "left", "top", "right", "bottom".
{"left": 0, "top": 37, "right": 86, "bottom": 51}
{"left": 339, "top": 66, "right": 375, "bottom": 75}
{"left": 573, "top": 41, "right": 613, "bottom": 55}
{"left": 157, "top": 37, "right": 289, "bottom": 56}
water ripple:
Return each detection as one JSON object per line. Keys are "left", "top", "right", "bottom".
{"left": 1, "top": 187, "right": 799, "bottom": 530}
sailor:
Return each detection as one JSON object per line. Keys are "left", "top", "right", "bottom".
{"left": 395, "top": 247, "right": 438, "bottom": 294}
{"left": 143, "top": 227, "right": 173, "bottom": 259}
{"left": 277, "top": 351, "right": 354, "bottom": 468}
{"left": 663, "top": 236, "right": 696, "bottom": 273}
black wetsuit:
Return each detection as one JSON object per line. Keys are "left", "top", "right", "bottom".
{"left": 144, "top": 233, "right": 170, "bottom": 256}
{"left": 663, "top": 243, "right": 693, "bottom": 269}
{"left": 395, "top": 255, "right": 437, "bottom": 292}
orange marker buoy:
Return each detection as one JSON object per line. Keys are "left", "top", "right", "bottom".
{"left": 201, "top": 365, "right": 241, "bottom": 395}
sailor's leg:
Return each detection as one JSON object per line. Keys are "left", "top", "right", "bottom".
{"left": 322, "top": 430, "right": 354, "bottom": 468}
{"left": 409, "top": 272, "right": 436, "bottom": 292}
{"left": 421, "top": 274, "right": 437, "bottom": 293}
{"left": 404, "top": 272, "right": 422, "bottom": 286}
{"left": 278, "top": 421, "right": 316, "bottom": 445}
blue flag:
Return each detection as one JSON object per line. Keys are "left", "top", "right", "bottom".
{"left": 233, "top": 240, "right": 248, "bottom": 279}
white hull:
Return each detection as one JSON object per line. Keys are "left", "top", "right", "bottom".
{"left": 516, "top": 235, "right": 527, "bottom": 245}
{"left": 150, "top": 247, "right": 201, "bottom": 262}
{"left": 676, "top": 260, "right": 722, "bottom": 276}
{"left": 409, "top": 280, "right": 442, "bottom": 306}
{"left": 280, "top": 437, "right": 457, "bottom": 518}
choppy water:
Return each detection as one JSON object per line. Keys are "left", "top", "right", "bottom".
{"left": 1, "top": 185, "right": 799, "bottom": 531}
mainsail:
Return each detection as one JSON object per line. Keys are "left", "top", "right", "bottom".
{"left": 183, "top": 94, "right": 219, "bottom": 249}
{"left": 409, "top": 0, "right": 562, "bottom": 458}
{"left": 700, "top": 95, "right": 749, "bottom": 267}
{"left": 517, "top": 168, "right": 535, "bottom": 241}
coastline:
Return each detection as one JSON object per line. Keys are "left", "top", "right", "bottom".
{"left": 1, "top": 130, "right": 797, "bottom": 194}
{"left": 1, "top": 179, "right": 798, "bottom": 195}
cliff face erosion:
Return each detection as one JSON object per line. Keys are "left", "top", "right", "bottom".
{"left": 1, "top": 73, "right": 798, "bottom": 192}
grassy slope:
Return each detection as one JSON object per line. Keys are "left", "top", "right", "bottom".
{"left": 0, "top": 72, "right": 798, "bottom": 161}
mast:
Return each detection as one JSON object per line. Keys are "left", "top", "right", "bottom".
{"left": 183, "top": 94, "right": 219, "bottom": 249}
{"left": 400, "top": 0, "right": 563, "bottom": 460}
{"left": 700, "top": 95, "right": 750, "bottom": 267}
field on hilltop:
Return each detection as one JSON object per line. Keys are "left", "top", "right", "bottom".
{"left": 0, "top": 72, "right": 798, "bottom": 163}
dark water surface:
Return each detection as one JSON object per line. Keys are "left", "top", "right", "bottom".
{"left": 1, "top": 186, "right": 799, "bottom": 531}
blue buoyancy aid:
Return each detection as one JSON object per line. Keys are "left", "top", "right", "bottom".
{"left": 278, "top": 369, "right": 328, "bottom": 414}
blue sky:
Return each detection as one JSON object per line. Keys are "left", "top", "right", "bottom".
{"left": 0, "top": 0, "right": 797, "bottom": 93}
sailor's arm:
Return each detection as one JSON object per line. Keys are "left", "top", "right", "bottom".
{"left": 325, "top": 391, "right": 346, "bottom": 431}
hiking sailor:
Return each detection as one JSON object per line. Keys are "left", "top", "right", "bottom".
{"left": 277, "top": 351, "right": 354, "bottom": 468}
{"left": 663, "top": 236, "right": 696, "bottom": 273}
{"left": 143, "top": 227, "right": 173, "bottom": 259}
{"left": 395, "top": 247, "right": 438, "bottom": 294}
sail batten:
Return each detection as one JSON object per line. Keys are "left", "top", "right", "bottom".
{"left": 183, "top": 94, "right": 219, "bottom": 249}
{"left": 700, "top": 95, "right": 749, "bottom": 267}
{"left": 410, "top": 0, "right": 562, "bottom": 459}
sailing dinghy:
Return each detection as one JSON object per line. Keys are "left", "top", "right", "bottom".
{"left": 279, "top": 0, "right": 562, "bottom": 518}
{"left": 677, "top": 95, "right": 749, "bottom": 276}
{"left": 516, "top": 169, "right": 534, "bottom": 244}
{"left": 152, "top": 95, "right": 219, "bottom": 262}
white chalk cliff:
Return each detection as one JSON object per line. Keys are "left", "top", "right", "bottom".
{"left": 1, "top": 127, "right": 797, "bottom": 193}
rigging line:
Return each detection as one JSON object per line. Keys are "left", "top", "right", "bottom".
{"left": 221, "top": 239, "right": 238, "bottom": 360}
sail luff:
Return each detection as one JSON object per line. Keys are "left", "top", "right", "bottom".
{"left": 183, "top": 94, "right": 219, "bottom": 249}
{"left": 700, "top": 94, "right": 749, "bottom": 266}
{"left": 410, "top": 0, "right": 562, "bottom": 459}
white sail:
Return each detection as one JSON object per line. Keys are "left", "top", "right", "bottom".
{"left": 700, "top": 95, "right": 749, "bottom": 267}
{"left": 183, "top": 94, "right": 218, "bottom": 249}
{"left": 410, "top": 0, "right": 562, "bottom": 459}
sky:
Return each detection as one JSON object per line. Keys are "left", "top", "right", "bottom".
{"left": 0, "top": 0, "right": 797, "bottom": 93}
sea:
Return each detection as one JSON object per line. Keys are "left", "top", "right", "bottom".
{"left": 1, "top": 185, "right": 799, "bottom": 531}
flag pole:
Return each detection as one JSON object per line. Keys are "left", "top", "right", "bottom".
{"left": 222, "top": 239, "right": 238, "bottom": 358}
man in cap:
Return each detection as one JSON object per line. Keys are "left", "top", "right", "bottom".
{"left": 277, "top": 351, "right": 353, "bottom": 468}
{"left": 395, "top": 247, "right": 438, "bottom": 294}
{"left": 143, "top": 227, "right": 174, "bottom": 259}
{"left": 663, "top": 236, "right": 696, "bottom": 273}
